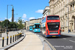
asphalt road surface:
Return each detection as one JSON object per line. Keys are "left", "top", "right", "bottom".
{"left": 29, "top": 31, "right": 75, "bottom": 50}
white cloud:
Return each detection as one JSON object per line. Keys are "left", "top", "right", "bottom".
{"left": 36, "top": 10, "right": 43, "bottom": 14}
{"left": 5, "top": 17, "right": 7, "bottom": 19}
{"left": 38, "top": 17, "right": 42, "bottom": 18}
{"left": 14, "top": 20, "right": 17, "bottom": 22}
{"left": 29, "top": 17, "right": 35, "bottom": 20}
{"left": 8, "top": 17, "right": 12, "bottom": 22}
{"left": 22, "top": 19, "right": 28, "bottom": 22}
{"left": 21, "top": 14, "right": 27, "bottom": 22}
{"left": 22, "top": 14, "right": 26, "bottom": 19}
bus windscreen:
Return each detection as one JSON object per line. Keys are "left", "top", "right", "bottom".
{"left": 47, "top": 16, "right": 59, "bottom": 20}
{"left": 30, "top": 26, "right": 32, "bottom": 29}
{"left": 35, "top": 24, "right": 40, "bottom": 28}
{"left": 47, "top": 22, "right": 59, "bottom": 31}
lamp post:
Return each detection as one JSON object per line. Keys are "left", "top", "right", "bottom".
{"left": 6, "top": 5, "right": 13, "bottom": 37}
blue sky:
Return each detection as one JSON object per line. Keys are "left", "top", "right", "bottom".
{"left": 0, "top": 0, "right": 49, "bottom": 22}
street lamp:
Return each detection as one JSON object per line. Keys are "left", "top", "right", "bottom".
{"left": 65, "top": 6, "right": 69, "bottom": 33}
{"left": 7, "top": 5, "right": 13, "bottom": 19}
{"left": 6, "top": 5, "right": 14, "bottom": 37}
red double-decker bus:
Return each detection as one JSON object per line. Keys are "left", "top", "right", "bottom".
{"left": 41, "top": 15, "right": 61, "bottom": 37}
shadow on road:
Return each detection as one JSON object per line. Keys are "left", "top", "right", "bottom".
{"left": 29, "top": 31, "right": 72, "bottom": 39}
{"left": 46, "top": 35, "right": 72, "bottom": 39}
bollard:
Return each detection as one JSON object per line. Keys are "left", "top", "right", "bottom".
{"left": 15, "top": 35, "right": 16, "bottom": 41}
{"left": 21, "top": 33, "right": 22, "bottom": 37}
{"left": 2, "top": 37, "right": 4, "bottom": 47}
{"left": 18, "top": 34, "right": 20, "bottom": 38}
{"left": 19, "top": 33, "right": 20, "bottom": 38}
{"left": 10, "top": 36, "right": 12, "bottom": 43}
{"left": 18, "top": 33, "right": 20, "bottom": 39}
{"left": 18, "top": 34, "right": 19, "bottom": 39}
{"left": 16, "top": 34, "right": 17, "bottom": 40}
{"left": 11, "top": 36, "right": 12, "bottom": 43}
{"left": 17, "top": 34, "right": 18, "bottom": 40}
{"left": 13, "top": 35, "right": 14, "bottom": 42}
{"left": 17, "top": 34, "right": 19, "bottom": 39}
{"left": 7, "top": 36, "right": 8, "bottom": 45}
{"left": 20, "top": 33, "right": 21, "bottom": 37}
{"left": 16, "top": 34, "right": 18, "bottom": 40}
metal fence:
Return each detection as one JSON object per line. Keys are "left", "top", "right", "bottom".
{"left": 2, "top": 33, "right": 22, "bottom": 47}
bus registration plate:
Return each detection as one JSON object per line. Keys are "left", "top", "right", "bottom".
{"left": 52, "top": 36, "right": 56, "bottom": 37}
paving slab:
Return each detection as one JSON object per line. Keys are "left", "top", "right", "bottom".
{"left": 61, "top": 32, "right": 75, "bottom": 37}
{"left": 9, "top": 31, "right": 43, "bottom": 50}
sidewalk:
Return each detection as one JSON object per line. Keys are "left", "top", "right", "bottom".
{"left": 61, "top": 32, "right": 75, "bottom": 37}
{"left": 9, "top": 30, "right": 43, "bottom": 50}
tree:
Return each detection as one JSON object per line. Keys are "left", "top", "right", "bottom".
{"left": 0, "top": 18, "right": 24, "bottom": 30}
{"left": 9, "top": 22, "right": 18, "bottom": 28}
{"left": 17, "top": 17, "right": 24, "bottom": 29}
{"left": 18, "top": 17, "right": 22, "bottom": 24}
{"left": 0, "top": 22, "right": 1, "bottom": 24}
{"left": 2, "top": 19, "right": 10, "bottom": 28}
{"left": 0, "top": 22, "right": 2, "bottom": 28}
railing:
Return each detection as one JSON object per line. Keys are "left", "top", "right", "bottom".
{"left": 0, "top": 28, "right": 5, "bottom": 33}
{"left": 1, "top": 33, "right": 22, "bottom": 47}
{"left": 0, "top": 28, "right": 20, "bottom": 33}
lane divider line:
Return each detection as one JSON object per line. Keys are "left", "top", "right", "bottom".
{"left": 69, "top": 40, "right": 75, "bottom": 43}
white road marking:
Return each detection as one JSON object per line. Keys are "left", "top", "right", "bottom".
{"left": 69, "top": 40, "right": 75, "bottom": 43}
{"left": 54, "top": 45, "right": 73, "bottom": 49}
{"left": 63, "top": 38, "right": 66, "bottom": 40}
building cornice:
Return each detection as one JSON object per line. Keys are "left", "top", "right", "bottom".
{"left": 50, "top": 0, "right": 59, "bottom": 6}
{"left": 65, "top": 0, "right": 75, "bottom": 7}
{"left": 43, "top": 6, "right": 50, "bottom": 14}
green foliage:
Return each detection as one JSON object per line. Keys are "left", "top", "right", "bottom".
{"left": 0, "top": 22, "right": 2, "bottom": 26}
{"left": 0, "top": 22, "right": 2, "bottom": 28}
{"left": 2, "top": 19, "right": 10, "bottom": 28}
{"left": 9, "top": 22, "right": 18, "bottom": 28}
{"left": 17, "top": 24, "right": 23, "bottom": 29}
{"left": 1, "top": 19, "right": 18, "bottom": 29}
{"left": 18, "top": 17, "right": 22, "bottom": 24}
{"left": 17, "top": 17, "right": 24, "bottom": 29}
{"left": 0, "top": 17, "right": 25, "bottom": 29}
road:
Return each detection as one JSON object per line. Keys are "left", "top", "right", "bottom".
{"left": 30, "top": 31, "right": 75, "bottom": 50}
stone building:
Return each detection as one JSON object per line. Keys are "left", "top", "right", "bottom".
{"left": 25, "top": 18, "right": 41, "bottom": 30}
{"left": 25, "top": 21, "right": 29, "bottom": 30}
{"left": 43, "top": 6, "right": 50, "bottom": 17}
{"left": 49, "top": 0, "right": 75, "bottom": 32}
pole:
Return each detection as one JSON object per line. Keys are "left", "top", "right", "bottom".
{"left": 7, "top": 5, "right": 8, "bottom": 19}
{"left": 2, "top": 37, "right": 4, "bottom": 47}
{"left": 6, "top": 5, "right": 13, "bottom": 37}
{"left": 7, "top": 5, "right": 8, "bottom": 37}
{"left": 7, "top": 36, "right": 8, "bottom": 45}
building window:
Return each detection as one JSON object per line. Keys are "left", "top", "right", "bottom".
{"left": 70, "top": 4, "right": 74, "bottom": 11}
{"left": 72, "top": 4, "right": 74, "bottom": 10}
